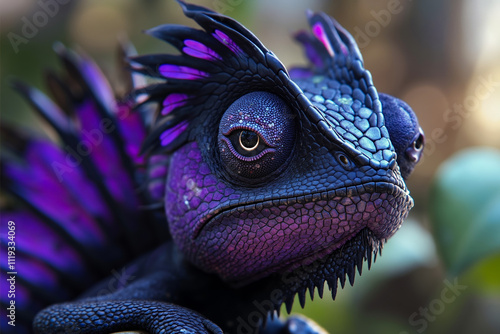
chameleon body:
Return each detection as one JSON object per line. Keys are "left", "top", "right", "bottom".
{"left": 0, "top": 2, "right": 424, "bottom": 333}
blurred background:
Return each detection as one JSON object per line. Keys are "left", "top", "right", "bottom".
{"left": 1, "top": 0, "right": 499, "bottom": 333}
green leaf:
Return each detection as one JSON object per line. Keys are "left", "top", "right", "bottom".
{"left": 430, "top": 147, "right": 500, "bottom": 277}
{"left": 462, "top": 253, "right": 500, "bottom": 292}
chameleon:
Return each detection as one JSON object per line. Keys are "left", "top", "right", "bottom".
{"left": 0, "top": 1, "right": 424, "bottom": 333}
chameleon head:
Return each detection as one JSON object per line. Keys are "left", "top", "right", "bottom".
{"left": 164, "top": 88, "right": 414, "bottom": 284}
{"left": 137, "top": 3, "right": 420, "bottom": 287}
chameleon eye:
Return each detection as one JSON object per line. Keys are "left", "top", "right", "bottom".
{"left": 413, "top": 131, "right": 424, "bottom": 151}
{"left": 406, "top": 127, "right": 425, "bottom": 163}
{"left": 335, "top": 152, "right": 353, "bottom": 169}
{"left": 218, "top": 91, "right": 296, "bottom": 180}
{"left": 239, "top": 130, "right": 259, "bottom": 151}
{"left": 222, "top": 128, "right": 272, "bottom": 160}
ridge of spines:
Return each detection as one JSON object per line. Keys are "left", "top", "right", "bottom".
{"left": 273, "top": 229, "right": 381, "bottom": 314}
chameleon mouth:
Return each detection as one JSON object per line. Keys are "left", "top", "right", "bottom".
{"left": 192, "top": 180, "right": 412, "bottom": 284}
{"left": 194, "top": 180, "right": 412, "bottom": 241}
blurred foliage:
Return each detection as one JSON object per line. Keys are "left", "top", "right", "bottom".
{"left": 430, "top": 148, "right": 500, "bottom": 278}
{"left": 1, "top": 0, "right": 500, "bottom": 334}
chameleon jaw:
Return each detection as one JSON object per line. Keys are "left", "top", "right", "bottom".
{"left": 190, "top": 180, "right": 413, "bottom": 285}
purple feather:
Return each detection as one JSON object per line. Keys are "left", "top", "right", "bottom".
{"left": 183, "top": 39, "right": 222, "bottom": 61}
{"left": 160, "top": 121, "right": 189, "bottom": 147}
{"left": 312, "top": 22, "right": 334, "bottom": 56}
{"left": 213, "top": 29, "right": 243, "bottom": 54}
{"left": 294, "top": 31, "right": 325, "bottom": 69}
{"left": 4, "top": 141, "right": 108, "bottom": 244}
{"left": 162, "top": 93, "right": 190, "bottom": 115}
{"left": 75, "top": 100, "right": 139, "bottom": 209}
{"left": 146, "top": 154, "right": 170, "bottom": 201}
{"left": 76, "top": 52, "right": 117, "bottom": 112}
{"left": 159, "top": 64, "right": 209, "bottom": 80}
{"left": 115, "top": 101, "right": 147, "bottom": 165}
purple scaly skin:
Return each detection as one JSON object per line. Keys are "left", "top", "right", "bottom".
{"left": 0, "top": 1, "right": 424, "bottom": 334}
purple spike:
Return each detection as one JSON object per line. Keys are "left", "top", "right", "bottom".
{"left": 13, "top": 255, "right": 57, "bottom": 288}
{"left": 295, "top": 31, "right": 325, "bottom": 68}
{"left": 149, "top": 161, "right": 169, "bottom": 179}
{"left": 60, "top": 157, "right": 109, "bottom": 219}
{"left": 146, "top": 154, "right": 169, "bottom": 201}
{"left": 115, "top": 101, "right": 147, "bottom": 165}
{"left": 312, "top": 22, "right": 334, "bottom": 57}
{"left": 213, "top": 29, "right": 243, "bottom": 54}
{"left": 4, "top": 141, "right": 108, "bottom": 243}
{"left": 77, "top": 53, "right": 117, "bottom": 112}
{"left": 76, "top": 100, "right": 139, "bottom": 209}
{"left": 1, "top": 212, "right": 85, "bottom": 275}
{"left": 23, "top": 85, "right": 69, "bottom": 130}
{"left": 32, "top": 141, "right": 110, "bottom": 221}
{"left": 304, "top": 44, "right": 324, "bottom": 68}
{"left": 0, "top": 252, "right": 72, "bottom": 300}
{"left": 159, "top": 64, "right": 209, "bottom": 80}
{"left": 162, "top": 93, "right": 190, "bottom": 115}
{"left": 183, "top": 39, "right": 222, "bottom": 61}
{"left": 160, "top": 121, "right": 189, "bottom": 147}
{"left": 148, "top": 179, "right": 166, "bottom": 200}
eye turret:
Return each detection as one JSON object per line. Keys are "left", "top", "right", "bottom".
{"left": 379, "top": 93, "right": 425, "bottom": 179}
{"left": 218, "top": 92, "right": 296, "bottom": 181}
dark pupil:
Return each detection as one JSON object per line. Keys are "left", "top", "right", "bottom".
{"left": 240, "top": 130, "right": 258, "bottom": 149}
{"left": 414, "top": 134, "right": 424, "bottom": 150}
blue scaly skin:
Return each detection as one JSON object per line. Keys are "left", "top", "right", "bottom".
{"left": 0, "top": 2, "right": 424, "bottom": 334}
